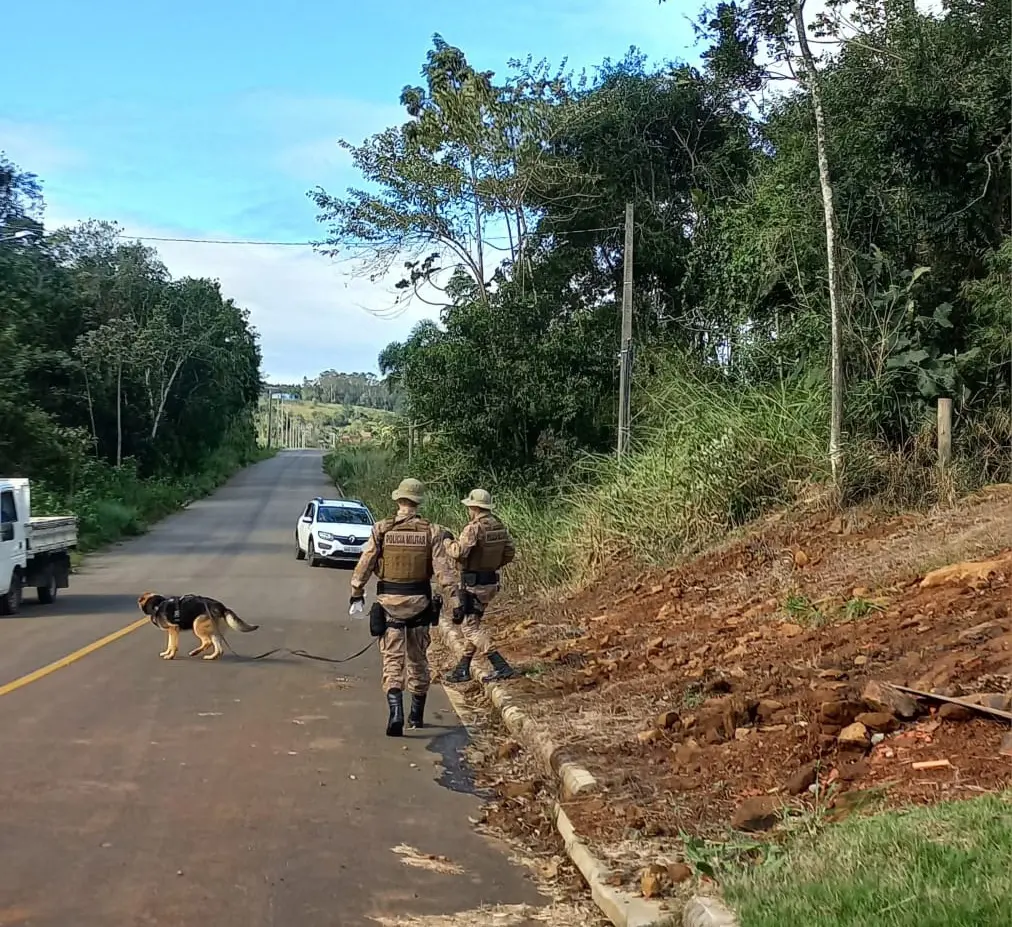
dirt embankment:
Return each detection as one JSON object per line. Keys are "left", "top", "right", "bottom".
{"left": 467, "top": 484, "right": 1012, "bottom": 889}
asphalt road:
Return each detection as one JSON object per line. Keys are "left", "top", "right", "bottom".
{"left": 0, "top": 451, "right": 545, "bottom": 926}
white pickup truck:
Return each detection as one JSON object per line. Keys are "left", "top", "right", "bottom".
{"left": 0, "top": 478, "right": 78, "bottom": 615}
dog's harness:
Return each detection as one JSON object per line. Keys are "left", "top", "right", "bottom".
{"left": 170, "top": 594, "right": 216, "bottom": 626}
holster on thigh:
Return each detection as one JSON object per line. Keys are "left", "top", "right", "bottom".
{"left": 368, "top": 602, "right": 387, "bottom": 638}
{"left": 465, "top": 590, "right": 485, "bottom": 618}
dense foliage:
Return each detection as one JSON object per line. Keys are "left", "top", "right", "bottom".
{"left": 313, "top": 4, "right": 1011, "bottom": 493}
{"left": 1, "top": 155, "right": 265, "bottom": 547}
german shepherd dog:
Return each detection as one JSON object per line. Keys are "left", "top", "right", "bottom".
{"left": 137, "top": 592, "right": 259, "bottom": 661}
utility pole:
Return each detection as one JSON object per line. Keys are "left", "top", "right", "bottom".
{"left": 266, "top": 392, "right": 274, "bottom": 447}
{"left": 617, "top": 202, "right": 634, "bottom": 457}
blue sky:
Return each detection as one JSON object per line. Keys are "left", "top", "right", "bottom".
{"left": 2, "top": 0, "right": 699, "bottom": 381}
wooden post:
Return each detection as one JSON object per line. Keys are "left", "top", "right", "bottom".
{"left": 407, "top": 422, "right": 414, "bottom": 464}
{"left": 617, "top": 202, "right": 634, "bottom": 457}
{"left": 937, "top": 398, "right": 952, "bottom": 471}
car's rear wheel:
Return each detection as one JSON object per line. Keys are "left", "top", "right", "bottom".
{"left": 295, "top": 533, "right": 306, "bottom": 560}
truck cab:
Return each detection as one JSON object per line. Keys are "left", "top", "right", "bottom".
{"left": 0, "top": 478, "right": 78, "bottom": 615}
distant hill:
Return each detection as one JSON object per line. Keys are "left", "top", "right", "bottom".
{"left": 266, "top": 370, "right": 403, "bottom": 413}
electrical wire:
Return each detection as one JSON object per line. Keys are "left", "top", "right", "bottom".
{"left": 107, "top": 225, "right": 625, "bottom": 249}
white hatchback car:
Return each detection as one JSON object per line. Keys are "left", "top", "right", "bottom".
{"left": 295, "top": 497, "right": 375, "bottom": 567}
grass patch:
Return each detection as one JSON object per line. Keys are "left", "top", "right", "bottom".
{"left": 31, "top": 431, "right": 273, "bottom": 554}
{"left": 563, "top": 367, "right": 830, "bottom": 576}
{"left": 723, "top": 794, "right": 1012, "bottom": 927}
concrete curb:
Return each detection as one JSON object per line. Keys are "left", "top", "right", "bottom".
{"left": 478, "top": 660, "right": 599, "bottom": 800}
{"left": 436, "top": 619, "right": 734, "bottom": 927}
{"left": 436, "top": 619, "right": 597, "bottom": 798}
{"left": 553, "top": 803, "right": 676, "bottom": 927}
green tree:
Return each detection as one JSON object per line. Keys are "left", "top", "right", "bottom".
{"left": 309, "top": 35, "right": 565, "bottom": 310}
{"left": 0, "top": 154, "right": 263, "bottom": 489}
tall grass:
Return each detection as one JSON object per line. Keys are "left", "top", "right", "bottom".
{"left": 564, "top": 369, "right": 829, "bottom": 577}
{"left": 324, "top": 366, "right": 831, "bottom": 593}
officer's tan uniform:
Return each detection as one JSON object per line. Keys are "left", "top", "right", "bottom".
{"left": 350, "top": 478, "right": 456, "bottom": 735}
{"left": 442, "top": 489, "right": 519, "bottom": 684}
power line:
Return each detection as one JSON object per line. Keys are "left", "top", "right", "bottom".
{"left": 118, "top": 225, "right": 625, "bottom": 248}
{"left": 128, "top": 234, "right": 316, "bottom": 246}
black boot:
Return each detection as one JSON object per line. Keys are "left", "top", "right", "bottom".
{"left": 386, "top": 688, "right": 404, "bottom": 737}
{"left": 482, "top": 651, "right": 517, "bottom": 682}
{"left": 408, "top": 693, "right": 426, "bottom": 729}
{"left": 445, "top": 653, "right": 473, "bottom": 684}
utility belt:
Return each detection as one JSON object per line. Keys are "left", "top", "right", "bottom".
{"left": 376, "top": 579, "right": 431, "bottom": 596}
{"left": 369, "top": 595, "right": 441, "bottom": 637}
{"left": 462, "top": 570, "right": 499, "bottom": 587}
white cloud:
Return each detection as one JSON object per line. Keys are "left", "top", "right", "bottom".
{"left": 0, "top": 120, "right": 85, "bottom": 174}
{"left": 46, "top": 213, "right": 441, "bottom": 383}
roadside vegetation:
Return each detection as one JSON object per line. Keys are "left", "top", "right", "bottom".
{"left": 318, "top": 2, "right": 1012, "bottom": 923}
{"left": 1, "top": 158, "right": 268, "bottom": 553}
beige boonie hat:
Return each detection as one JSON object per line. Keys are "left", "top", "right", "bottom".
{"left": 392, "top": 478, "right": 424, "bottom": 504}
{"left": 461, "top": 488, "right": 492, "bottom": 510}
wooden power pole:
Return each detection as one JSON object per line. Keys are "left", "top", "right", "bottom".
{"left": 617, "top": 202, "right": 634, "bottom": 457}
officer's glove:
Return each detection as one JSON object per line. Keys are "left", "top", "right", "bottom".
{"left": 451, "top": 603, "right": 466, "bottom": 625}
{"left": 436, "top": 527, "right": 454, "bottom": 543}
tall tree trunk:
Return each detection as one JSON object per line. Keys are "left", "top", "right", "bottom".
{"left": 115, "top": 358, "right": 123, "bottom": 468}
{"left": 469, "top": 157, "right": 485, "bottom": 285}
{"left": 82, "top": 368, "right": 98, "bottom": 451}
{"left": 150, "top": 357, "right": 186, "bottom": 441}
{"left": 793, "top": 1, "right": 844, "bottom": 485}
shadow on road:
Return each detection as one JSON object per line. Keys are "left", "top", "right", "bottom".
{"left": 1, "top": 592, "right": 143, "bottom": 620}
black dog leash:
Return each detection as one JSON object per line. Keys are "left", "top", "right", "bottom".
{"left": 223, "top": 638, "right": 378, "bottom": 664}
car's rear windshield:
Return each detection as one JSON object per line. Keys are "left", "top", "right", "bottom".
{"left": 318, "top": 506, "right": 372, "bottom": 526}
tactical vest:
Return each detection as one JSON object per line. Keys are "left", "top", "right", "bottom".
{"left": 378, "top": 516, "right": 432, "bottom": 585}
{"left": 464, "top": 515, "right": 509, "bottom": 572}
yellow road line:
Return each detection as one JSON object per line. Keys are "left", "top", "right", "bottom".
{"left": 0, "top": 618, "right": 148, "bottom": 697}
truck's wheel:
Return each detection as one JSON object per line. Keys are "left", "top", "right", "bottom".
{"left": 0, "top": 571, "right": 23, "bottom": 616}
{"left": 306, "top": 539, "right": 320, "bottom": 568}
{"left": 37, "top": 574, "right": 58, "bottom": 605}
{"left": 295, "top": 533, "right": 306, "bottom": 561}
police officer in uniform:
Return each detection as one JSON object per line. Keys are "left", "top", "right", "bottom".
{"left": 350, "top": 478, "right": 457, "bottom": 736}
{"left": 442, "top": 488, "right": 519, "bottom": 684}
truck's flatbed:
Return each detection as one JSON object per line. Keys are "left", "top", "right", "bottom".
{"left": 27, "top": 516, "right": 79, "bottom": 553}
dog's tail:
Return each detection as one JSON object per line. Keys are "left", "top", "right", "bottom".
{"left": 224, "top": 609, "right": 259, "bottom": 633}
